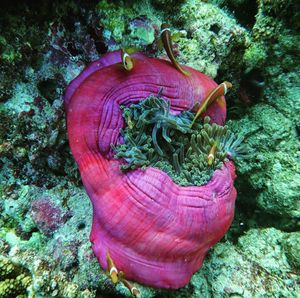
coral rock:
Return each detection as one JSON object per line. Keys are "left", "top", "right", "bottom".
{"left": 30, "top": 197, "right": 63, "bottom": 236}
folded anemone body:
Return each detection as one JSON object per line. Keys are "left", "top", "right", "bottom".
{"left": 64, "top": 50, "right": 237, "bottom": 289}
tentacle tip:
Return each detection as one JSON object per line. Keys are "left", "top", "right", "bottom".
{"left": 111, "top": 272, "right": 118, "bottom": 284}
{"left": 132, "top": 287, "right": 140, "bottom": 296}
{"left": 180, "top": 69, "right": 191, "bottom": 77}
{"left": 182, "top": 69, "right": 191, "bottom": 77}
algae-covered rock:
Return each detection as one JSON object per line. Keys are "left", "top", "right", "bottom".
{"left": 283, "top": 232, "right": 300, "bottom": 269}
{"left": 1, "top": 184, "right": 102, "bottom": 297}
{"left": 177, "top": 1, "right": 248, "bottom": 79}
{"left": 96, "top": 0, "right": 159, "bottom": 50}
{"left": 199, "top": 228, "right": 299, "bottom": 297}
{"left": 229, "top": 103, "right": 300, "bottom": 220}
{"left": 222, "top": 0, "right": 300, "bottom": 228}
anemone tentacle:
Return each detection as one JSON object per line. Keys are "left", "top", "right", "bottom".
{"left": 113, "top": 96, "right": 246, "bottom": 186}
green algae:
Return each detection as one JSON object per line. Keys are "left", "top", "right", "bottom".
{"left": 113, "top": 95, "right": 244, "bottom": 186}
{"left": 97, "top": 0, "right": 159, "bottom": 50}
{"left": 243, "top": 42, "right": 267, "bottom": 73}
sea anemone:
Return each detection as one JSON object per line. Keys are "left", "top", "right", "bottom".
{"left": 64, "top": 50, "right": 237, "bottom": 289}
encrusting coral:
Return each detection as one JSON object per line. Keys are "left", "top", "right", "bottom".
{"left": 0, "top": 257, "right": 32, "bottom": 298}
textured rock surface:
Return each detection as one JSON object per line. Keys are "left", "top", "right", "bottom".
{"left": 0, "top": 0, "right": 299, "bottom": 297}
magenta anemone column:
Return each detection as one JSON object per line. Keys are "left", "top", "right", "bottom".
{"left": 65, "top": 50, "right": 236, "bottom": 289}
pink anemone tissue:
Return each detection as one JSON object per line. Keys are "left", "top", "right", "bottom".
{"left": 64, "top": 50, "right": 237, "bottom": 289}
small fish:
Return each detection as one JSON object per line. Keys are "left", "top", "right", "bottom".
{"left": 190, "top": 81, "right": 232, "bottom": 128}
{"left": 207, "top": 141, "right": 219, "bottom": 166}
{"left": 106, "top": 251, "right": 118, "bottom": 283}
{"left": 119, "top": 271, "right": 140, "bottom": 296}
{"left": 157, "top": 29, "right": 186, "bottom": 50}
{"left": 160, "top": 23, "right": 190, "bottom": 76}
{"left": 121, "top": 49, "right": 134, "bottom": 71}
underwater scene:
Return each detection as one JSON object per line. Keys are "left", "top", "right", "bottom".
{"left": 0, "top": 0, "right": 299, "bottom": 297}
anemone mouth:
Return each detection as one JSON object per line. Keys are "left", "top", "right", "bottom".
{"left": 112, "top": 94, "right": 244, "bottom": 186}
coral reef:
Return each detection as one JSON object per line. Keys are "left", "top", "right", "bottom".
{"left": 197, "top": 228, "right": 300, "bottom": 297}
{"left": 225, "top": 0, "right": 300, "bottom": 232}
{"left": 0, "top": 0, "right": 299, "bottom": 296}
{"left": 178, "top": 1, "right": 247, "bottom": 77}
{"left": 283, "top": 232, "right": 300, "bottom": 269}
{"left": 29, "top": 197, "right": 66, "bottom": 236}
{"left": 229, "top": 104, "right": 300, "bottom": 219}
{"left": 96, "top": 0, "right": 160, "bottom": 50}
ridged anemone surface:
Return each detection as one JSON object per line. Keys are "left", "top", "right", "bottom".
{"left": 64, "top": 50, "right": 237, "bottom": 289}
